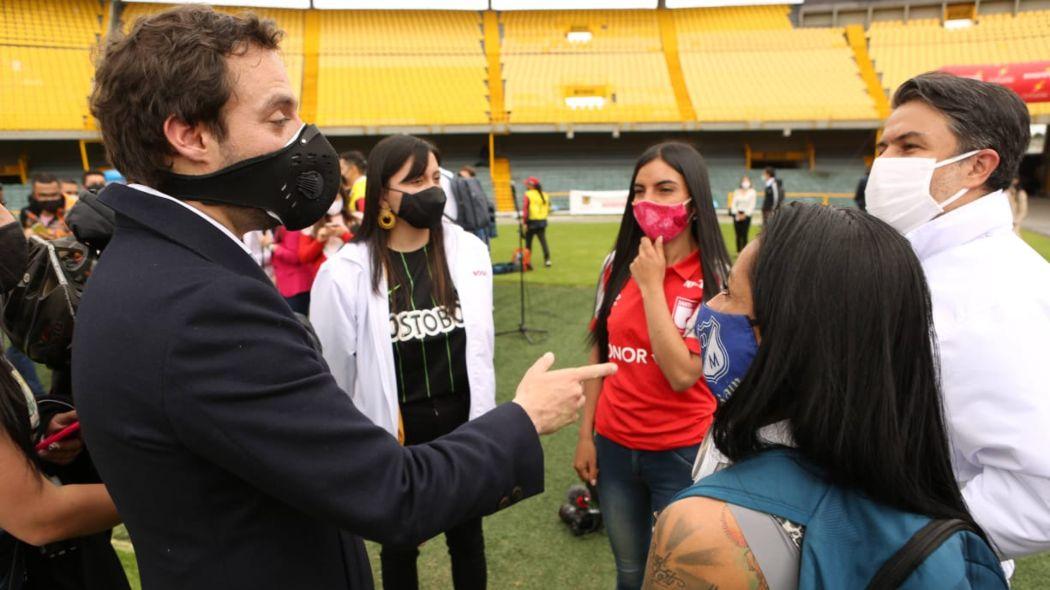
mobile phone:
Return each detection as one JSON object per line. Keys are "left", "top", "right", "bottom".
{"left": 35, "top": 421, "right": 81, "bottom": 451}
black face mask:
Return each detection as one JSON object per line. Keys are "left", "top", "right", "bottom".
{"left": 30, "top": 199, "right": 63, "bottom": 214}
{"left": 393, "top": 186, "right": 446, "bottom": 229}
{"left": 159, "top": 124, "right": 340, "bottom": 231}
{"left": 0, "top": 222, "right": 28, "bottom": 293}
{"left": 85, "top": 183, "right": 105, "bottom": 194}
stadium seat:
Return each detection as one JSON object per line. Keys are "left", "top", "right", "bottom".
{"left": 868, "top": 10, "right": 1050, "bottom": 117}
{"left": 674, "top": 7, "right": 877, "bottom": 122}
{"left": 501, "top": 10, "right": 679, "bottom": 124}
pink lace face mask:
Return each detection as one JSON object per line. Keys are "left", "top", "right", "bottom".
{"left": 632, "top": 199, "right": 692, "bottom": 242}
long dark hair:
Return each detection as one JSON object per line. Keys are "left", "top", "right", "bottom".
{"left": 0, "top": 360, "right": 39, "bottom": 471}
{"left": 591, "top": 142, "right": 731, "bottom": 362}
{"left": 355, "top": 135, "right": 457, "bottom": 313}
{"left": 714, "top": 203, "right": 981, "bottom": 531}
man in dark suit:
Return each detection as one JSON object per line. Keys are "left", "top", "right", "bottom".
{"left": 72, "top": 7, "right": 614, "bottom": 589}
{"left": 761, "top": 166, "right": 784, "bottom": 220}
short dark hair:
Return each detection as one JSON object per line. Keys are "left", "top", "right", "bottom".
{"left": 339, "top": 150, "right": 367, "bottom": 173}
{"left": 61, "top": 179, "right": 78, "bottom": 186}
{"left": 893, "top": 72, "right": 1031, "bottom": 192}
{"left": 763, "top": 166, "right": 776, "bottom": 178}
{"left": 90, "top": 5, "right": 283, "bottom": 187}
{"left": 460, "top": 165, "right": 477, "bottom": 177}
{"left": 31, "top": 173, "right": 59, "bottom": 187}
{"left": 83, "top": 169, "right": 105, "bottom": 184}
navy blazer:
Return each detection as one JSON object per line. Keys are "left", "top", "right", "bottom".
{"left": 72, "top": 185, "right": 543, "bottom": 589}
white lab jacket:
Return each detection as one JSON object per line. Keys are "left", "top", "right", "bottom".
{"left": 310, "top": 222, "right": 496, "bottom": 437}
{"left": 730, "top": 188, "right": 757, "bottom": 217}
{"left": 907, "top": 190, "right": 1050, "bottom": 559}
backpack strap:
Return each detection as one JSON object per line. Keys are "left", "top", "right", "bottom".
{"left": 672, "top": 448, "right": 826, "bottom": 526}
{"left": 866, "top": 519, "right": 977, "bottom": 590}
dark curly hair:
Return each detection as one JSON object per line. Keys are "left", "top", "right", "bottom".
{"left": 90, "top": 5, "right": 283, "bottom": 187}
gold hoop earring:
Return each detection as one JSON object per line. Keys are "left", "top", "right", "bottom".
{"left": 378, "top": 209, "right": 397, "bottom": 230}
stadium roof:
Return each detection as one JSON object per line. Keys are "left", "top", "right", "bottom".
{"left": 121, "top": 0, "right": 805, "bottom": 8}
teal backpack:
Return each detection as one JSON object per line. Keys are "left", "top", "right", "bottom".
{"left": 673, "top": 448, "right": 1007, "bottom": 589}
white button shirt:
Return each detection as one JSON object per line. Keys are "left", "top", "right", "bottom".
{"left": 908, "top": 190, "right": 1050, "bottom": 559}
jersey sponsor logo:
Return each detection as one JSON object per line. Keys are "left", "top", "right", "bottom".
{"left": 608, "top": 344, "right": 650, "bottom": 365}
{"left": 390, "top": 305, "right": 464, "bottom": 343}
{"left": 473, "top": 269, "right": 489, "bottom": 277}
{"left": 672, "top": 297, "right": 700, "bottom": 333}
{"left": 682, "top": 279, "right": 703, "bottom": 290}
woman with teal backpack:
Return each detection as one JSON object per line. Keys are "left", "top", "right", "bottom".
{"left": 642, "top": 203, "right": 1007, "bottom": 589}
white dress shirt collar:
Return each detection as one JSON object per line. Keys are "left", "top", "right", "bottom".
{"left": 906, "top": 190, "right": 1011, "bottom": 262}
{"left": 129, "top": 183, "right": 252, "bottom": 255}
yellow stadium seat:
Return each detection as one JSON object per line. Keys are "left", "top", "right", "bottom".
{"left": 500, "top": 10, "right": 678, "bottom": 124}
{"left": 675, "top": 8, "right": 877, "bottom": 122}
{"left": 868, "top": 10, "right": 1050, "bottom": 119}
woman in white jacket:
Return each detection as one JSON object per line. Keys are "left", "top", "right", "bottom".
{"left": 311, "top": 135, "right": 495, "bottom": 590}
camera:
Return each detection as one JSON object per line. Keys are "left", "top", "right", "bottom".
{"left": 558, "top": 483, "right": 602, "bottom": 536}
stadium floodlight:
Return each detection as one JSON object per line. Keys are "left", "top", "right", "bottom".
{"left": 314, "top": 0, "right": 486, "bottom": 8}
{"left": 120, "top": 0, "right": 310, "bottom": 7}
{"left": 666, "top": 0, "right": 802, "bottom": 7}
{"left": 494, "top": 0, "right": 657, "bottom": 10}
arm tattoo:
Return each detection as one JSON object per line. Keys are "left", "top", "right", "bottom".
{"left": 642, "top": 501, "right": 769, "bottom": 590}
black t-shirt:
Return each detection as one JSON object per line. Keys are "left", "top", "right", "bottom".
{"left": 388, "top": 247, "right": 470, "bottom": 443}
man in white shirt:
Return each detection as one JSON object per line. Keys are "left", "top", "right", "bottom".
{"left": 868, "top": 72, "right": 1050, "bottom": 561}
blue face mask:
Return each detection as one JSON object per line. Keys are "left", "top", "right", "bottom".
{"left": 696, "top": 303, "right": 759, "bottom": 403}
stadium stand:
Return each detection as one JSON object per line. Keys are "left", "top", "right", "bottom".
{"left": 500, "top": 10, "right": 680, "bottom": 125}
{"left": 316, "top": 10, "right": 489, "bottom": 127}
{"left": 0, "top": 0, "right": 101, "bottom": 131}
{"left": 868, "top": 10, "right": 1050, "bottom": 117}
{"left": 675, "top": 6, "right": 878, "bottom": 122}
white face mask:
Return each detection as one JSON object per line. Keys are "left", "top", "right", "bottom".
{"left": 865, "top": 150, "right": 980, "bottom": 235}
{"left": 741, "top": 181, "right": 751, "bottom": 189}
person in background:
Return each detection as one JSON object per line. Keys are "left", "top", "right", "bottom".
{"left": 761, "top": 166, "right": 782, "bottom": 222}
{"left": 1, "top": 203, "right": 127, "bottom": 589}
{"left": 460, "top": 166, "right": 497, "bottom": 240}
{"left": 729, "top": 176, "right": 756, "bottom": 254}
{"left": 521, "top": 176, "right": 552, "bottom": 268}
{"left": 271, "top": 228, "right": 314, "bottom": 315}
{"left": 60, "top": 179, "right": 80, "bottom": 211}
{"left": 0, "top": 184, "right": 5, "bottom": 207}
{"left": 244, "top": 230, "right": 275, "bottom": 282}
{"left": 867, "top": 72, "right": 1050, "bottom": 566}
{"left": 313, "top": 134, "right": 496, "bottom": 590}
{"left": 644, "top": 204, "right": 1002, "bottom": 589}
{"left": 82, "top": 170, "right": 106, "bottom": 194}
{"left": 854, "top": 168, "right": 869, "bottom": 211}
{"left": 20, "top": 174, "right": 71, "bottom": 240}
{"left": 341, "top": 150, "right": 368, "bottom": 223}
{"left": 1007, "top": 177, "right": 1028, "bottom": 235}
{"left": 454, "top": 166, "right": 495, "bottom": 248}
{"left": 575, "top": 142, "right": 730, "bottom": 590}
{"left": 299, "top": 196, "right": 352, "bottom": 282}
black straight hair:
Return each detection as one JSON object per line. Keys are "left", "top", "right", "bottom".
{"left": 591, "top": 141, "right": 731, "bottom": 362}
{"left": 0, "top": 361, "right": 40, "bottom": 473}
{"left": 355, "top": 135, "right": 457, "bottom": 314}
{"left": 713, "top": 203, "right": 983, "bottom": 534}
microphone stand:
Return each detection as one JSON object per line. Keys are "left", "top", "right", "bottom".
{"left": 496, "top": 183, "right": 547, "bottom": 344}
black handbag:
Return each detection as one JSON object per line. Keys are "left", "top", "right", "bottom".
{"left": 1, "top": 236, "right": 94, "bottom": 369}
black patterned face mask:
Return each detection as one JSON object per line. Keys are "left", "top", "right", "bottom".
{"left": 0, "top": 222, "right": 27, "bottom": 293}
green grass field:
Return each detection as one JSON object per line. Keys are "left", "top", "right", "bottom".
{"left": 102, "top": 219, "right": 1049, "bottom": 589}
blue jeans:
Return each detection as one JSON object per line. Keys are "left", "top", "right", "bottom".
{"left": 594, "top": 433, "right": 700, "bottom": 590}
{"left": 5, "top": 345, "right": 45, "bottom": 397}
